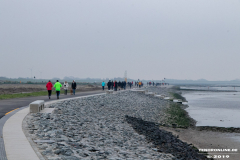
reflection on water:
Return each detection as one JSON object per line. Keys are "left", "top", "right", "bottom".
{"left": 183, "top": 87, "right": 240, "bottom": 127}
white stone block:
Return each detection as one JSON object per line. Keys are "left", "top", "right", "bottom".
{"left": 29, "top": 100, "right": 44, "bottom": 113}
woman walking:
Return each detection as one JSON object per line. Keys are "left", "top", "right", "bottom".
{"left": 63, "top": 81, "right": 69, "bottom": 95}
{"left": 46, "top": 80, "right": 53, "bottom": 99}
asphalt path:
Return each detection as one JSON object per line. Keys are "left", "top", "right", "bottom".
{"left": 0, "top": 90, "right": 104, "bottom": 119}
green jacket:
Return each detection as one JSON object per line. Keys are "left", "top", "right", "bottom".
{"left": 54, "top": 82, "right": 62, "bottom": 91}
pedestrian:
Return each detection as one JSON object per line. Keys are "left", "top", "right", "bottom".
{"left": 102, "top": 81, "right": 105, "bottom": 90}
{"left": 118, "top": 81, "right": 121, "bottom": 90}
{"left": 107, "top": 80, "right": 111, "bottom": 90}
{"left": 63, "top": 81, "right": 69, "bottom": 95}
{"left": 139, "top": 81, "right": 141, "bottom": 88}
{"left": 114, "top": 80, "right": 118, "bottom": 91}
{"left": 71, "top": 80, "right": 77, "bottom": 95}
{"left": 54, "top": 80, "right": 62, "bottom": 99}
{"left": 137, "top": 82, "right": 139, "bottom": 87}
{"left": 111, "top": 81, "right": 114, "bottom": 90}
{"left": 135, "top": 81, "right": 136, "bottom": 86}
{"left": 46, "top": 80, "right": 53, "bottom": 99}
{"left": 129, "top": 82, "right": 132, "bottom": 89}
{"left": 124, "top": 81, "right": 126, "bottom": 90}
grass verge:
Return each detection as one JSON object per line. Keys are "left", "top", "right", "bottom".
{"left": 0, "top": 90, "right": 75, "bottom": 100}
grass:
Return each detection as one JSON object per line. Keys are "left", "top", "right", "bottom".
{"left": 166, "top": 103, "right": 192, "bottom": 127}
{"left": 0, "top": 90, "right": 72, "bottom": 100}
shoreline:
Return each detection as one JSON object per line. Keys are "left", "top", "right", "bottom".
{"left": 168, "top": 88, "right": 240, "bottom": 159}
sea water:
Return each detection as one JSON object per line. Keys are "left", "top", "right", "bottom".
{"left": 182, "top": 87, "right": 240, "bottom": 127}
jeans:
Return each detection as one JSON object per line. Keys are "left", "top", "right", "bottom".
{"left": 72, "top": 89, "right": 75, "bottom": 95}
{"left": 56, "top": 91, "right": 60, "bottom": 97}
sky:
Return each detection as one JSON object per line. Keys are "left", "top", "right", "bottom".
{"left": 0, "top": 0, "right": 240, "bottom": 81}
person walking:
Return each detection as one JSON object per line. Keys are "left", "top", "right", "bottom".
{"left": 63, "top": 81, "right": 69, "bottom": 95}
{"left": 111, "top": 81, "right": 114, "bottom": 90}
{"left": 46, "top": 80, "right": 53, "bottom": 99}
{"left": 114, "top": 80, "right": 118, "bottom": 91}
{"left": 102, "top": 81, "right": 105, "bottom": 90}
{"left": 54, "top": 80, "right": 62, "bottom": 99}
{"left": 129, "top": 82, "right": 132, "bottom": 89}
{"left": 107, "top": 80, "right": 111, "bottom": 90}
{"left": 123, "top": 81, "right": 126, "bottom": 90}
{"left": 139, "top": 81, "right": 141, "bottom": 88}
{"left": 71, "top": 80, "right": 77, "bottom": 95}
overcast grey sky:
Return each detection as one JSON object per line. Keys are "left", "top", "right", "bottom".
{"left": 0, "top": 0, "right": 240, "bottom": 81}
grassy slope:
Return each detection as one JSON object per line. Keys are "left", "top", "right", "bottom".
{"left": 166, "top": 103, "right": 192, "bottom": 127}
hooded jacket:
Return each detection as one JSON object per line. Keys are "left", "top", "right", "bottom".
{"left": 46, "top": 82, "right": 53, "bottom": 90}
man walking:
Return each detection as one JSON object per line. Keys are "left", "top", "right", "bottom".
{"left": 71, "top": 80, "right": 77, "bottom": 95}
{"left": 111, "top": 81, "right": 114, "bottom": 90}
{"left": 107, "top": 80, "right": 111, "bottom": 90}
{"left": 54, "top": 80, "right": 62, "bottom": 99}
{"left": 114, "top": 80, "right": 118, "bottom": 91}
{"left": 102, "top": 81, "right": 105, "bottom": 90}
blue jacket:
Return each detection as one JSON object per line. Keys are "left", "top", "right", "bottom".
{"left": 102, "top": 82, "right": 105, "bottom": 86}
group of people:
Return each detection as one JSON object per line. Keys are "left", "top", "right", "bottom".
{"left": 135, "top": 81, "right": 143, "bottom": 88}
{"left": 147, "top": 82, "right": 155, "bottom": 86}
{"left": 101, "top": 80, "right": 145, "bottom": 91}
{"left": 102, "top": 80, "right": 129, "bottom": 91}
{"left": 46, "top": 80, "right": 77, "bottom": 99}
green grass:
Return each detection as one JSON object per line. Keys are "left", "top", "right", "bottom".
{"left": 166, "top": 103, "right": 191, "bottom": 127}
{"left": 0, "top": 90, "right": 72, "bottom": 100}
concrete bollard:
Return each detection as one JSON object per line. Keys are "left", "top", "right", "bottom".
{"left": 29, "top": 100, "right": 45, "bottom": 113}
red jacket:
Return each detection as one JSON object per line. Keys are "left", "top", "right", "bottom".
{"left": 46, "top": 82, "right": 53, "bottom": 90}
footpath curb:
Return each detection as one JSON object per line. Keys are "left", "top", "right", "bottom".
{"left": 0, "top": 107, "right": 26, "bottom": 160}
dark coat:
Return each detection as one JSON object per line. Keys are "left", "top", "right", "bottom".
{"left": 72, "top": 82, "right": 77, "bottom": 89}
{"left": 107, "top": 81, "right": 111, "bottom": 87}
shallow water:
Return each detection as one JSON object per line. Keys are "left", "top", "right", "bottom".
{"left": 183, "top": 88, "right": 240, "bottom": 127}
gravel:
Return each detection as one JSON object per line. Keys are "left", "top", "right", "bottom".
{"left": 24, "top": 88, "right": 207, "bottom": 160}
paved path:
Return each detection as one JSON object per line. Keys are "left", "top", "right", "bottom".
{"left": 3, "top": 92, "right": 107, "bottom": 160}
{"left": 0, "top": 90, "right": 104, "bottom": 160}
